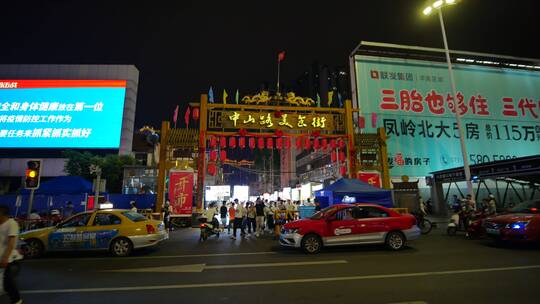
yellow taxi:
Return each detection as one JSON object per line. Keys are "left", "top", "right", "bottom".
{"left": 20, "top": 209, "right": 168, "bottom": 258}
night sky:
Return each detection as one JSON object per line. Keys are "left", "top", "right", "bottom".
{"left": 0, "top": 0, "right": 537, "bottom": 128}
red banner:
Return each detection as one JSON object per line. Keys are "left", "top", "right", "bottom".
{"left": 357, "top": 172, "right": 382, "bottom": 188}
{"left": 168, "top": 171, "right": 194, "bottom": 215}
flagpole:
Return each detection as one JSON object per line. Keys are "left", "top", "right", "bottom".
{"left": 277, "top": 57, "right": 281, "bottom": 95}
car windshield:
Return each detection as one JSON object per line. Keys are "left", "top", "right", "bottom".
{"left": 509, "top": 200, "right": 540, "bottom": 213}
{"left": 310, "top": 207, "right": 336, "bottom": 220}
{"left": 122, "top": 211, "right": 148, "bottom": 222}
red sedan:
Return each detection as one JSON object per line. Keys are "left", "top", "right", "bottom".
{"left": 483, "top": 199, "right": 540, "bottom": 244}
{"left": 280, "top": 203, "right": 420, "bottom": 254}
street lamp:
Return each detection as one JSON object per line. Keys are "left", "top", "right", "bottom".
{"left": 422, "top": 0, "right": 475, "bottom": 201}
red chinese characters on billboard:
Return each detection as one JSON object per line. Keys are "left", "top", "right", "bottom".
{"left": 357, "top": 172, "right": 382, "bottom": 188}
{"left": 378, "top": 89, "right": 539, "bottom": 119}
{"left": 168, "top": 171, "right": 194, "bottom": 215}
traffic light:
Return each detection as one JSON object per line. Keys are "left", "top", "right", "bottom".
{"left": 25, "top": 160, "right": 42, "bottom": 189}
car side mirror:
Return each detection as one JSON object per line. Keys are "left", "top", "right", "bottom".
{"left": 326, "top": 215, "right": 336, "bottom": 221}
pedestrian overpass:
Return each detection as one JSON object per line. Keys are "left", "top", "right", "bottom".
{"left": 430, "top": 154, "right": 540, "bottom": 215}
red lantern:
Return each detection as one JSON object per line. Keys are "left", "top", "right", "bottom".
{"left": 340, "top": 165, "right": 347, "bottom": 176}
{"left": 313, "top": 138, "right": 320, "bottom": 150}
{"left": 274, "top": 111, "right": 283, "bottom": 118}
{"left": 209, "top": 136, "right": 217, "bottom": 149}
{"left": 284, "top": 137, "right": 291, "bottom": 149}
{"left": 192, "top": 107, "right": 200, "bottom": 120}
{"left": 331, "top": 151, "right": 337, "bottom": 162}
{"left": 330, "top": 139, "right": 337, "bottom": 149}
{"left": 338, "top": 139, "right": 346, "bottom": 149}
{"left": 229, "top": 137, "right": 236, "bottom": 148}
{"left": 249, "top": 137, "right": 256, "bottom": 149}
{"left": 220, "top": 150, "right": 227, "bottom": 161}
{"left": 220, "top": 137, "right": 227, "bottom": 149}
{"left": 239, "top": 137, "right": 246, "bottom": 149}
{"left": 321, "top": 138, "right": 328, "bottom": 150}
{"left": 210, "top": 150, "right": 218, "bottom": 162}
{"left": 266, "top": 138, "right": 273, "bottom": 149}
{"left": 258, "top": 137, "right": 264, "bottom": 149}
{"left": 339, "top": 151, "right": 346, "bottom": 162}
{"left": 207, "top": 163, "right": 216, "bottom": 176}
{"left": 295, "top": 137, "right": 302, "bottom": 149}
{"left": 276, "top": 137, "right": 283, "bottom": 149}
{"left": 304, "top": 137, "right": 311, "bottom": 150}
{"left": 239, "top": 129, "right": 248, "bottom": 137}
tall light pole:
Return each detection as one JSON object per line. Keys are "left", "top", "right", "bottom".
{"left": 423, "top": 0, "right": 475, "bottom": 200}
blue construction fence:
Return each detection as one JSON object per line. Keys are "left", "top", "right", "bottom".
{"left": 0, "top": 194, "right": 157, "bottom": 217}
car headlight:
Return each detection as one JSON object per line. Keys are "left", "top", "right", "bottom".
{"left": 282, "top": 228, "right": 300, "bottom": 234}
{"left": 506, "top": 221, "right": 530, "bottom": 229}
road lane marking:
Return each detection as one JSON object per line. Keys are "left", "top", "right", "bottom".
{"left": 21, "top": 264, "right": 540, "bottom": 294}
{"left": 104, "top": 260, "right": 348, "bottom": 273}
{"left": 24, "top": 251, "right": 277, "bottom": 262}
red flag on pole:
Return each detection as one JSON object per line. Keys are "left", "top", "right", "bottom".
{"left": 184, "top": 106, "right": 191, "bottom": 127}
{"left": 173, "top": 105, "right": 179, "bottom": 126}
{"left": 278, "top": 51, "right": 286, "bottom": 62}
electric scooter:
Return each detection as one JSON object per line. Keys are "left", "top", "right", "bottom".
{"left": 199, "top": 217, "right": 221, "bottom": 241}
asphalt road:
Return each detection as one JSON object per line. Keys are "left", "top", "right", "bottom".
{"left": 8, "top": 227, "right": 540, "bottom": 304}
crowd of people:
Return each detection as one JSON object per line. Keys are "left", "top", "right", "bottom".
{"left": 202, "top": 198, "right": 318, "bottom": 240}
{"left": 448, "top": 193, "right": 498, "bottom": 230}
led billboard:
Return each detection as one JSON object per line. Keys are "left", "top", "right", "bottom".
{"left": 0, "top": 80, "right": 127, "bottom": 148}
{"left": 355, "top": 55, "right": 540, "bottom": 176}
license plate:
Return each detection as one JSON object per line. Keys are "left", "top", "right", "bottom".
{"left": 486, "top": 228, "right": 500, "bottom": 235}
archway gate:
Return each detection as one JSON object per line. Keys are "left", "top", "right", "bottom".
{"left": 156, "top": 93, "right": 389, "bottom": 214}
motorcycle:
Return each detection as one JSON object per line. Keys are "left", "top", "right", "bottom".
{"left": 447, "top": 210, "right": 488, "bottom": 238}
{"left": 447, "top": 212, "right": 460, "bottom": 236}
{"left": 411, "top": 211, "right": 433, "bottom": 235}
{"left": 198, "top": 217, "right": 221, "bottom": 241}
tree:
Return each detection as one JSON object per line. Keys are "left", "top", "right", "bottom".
{"left": 63, "top": 151, "right": 136, "bottom": 193}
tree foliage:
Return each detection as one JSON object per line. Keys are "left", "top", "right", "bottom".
{"left": 63, "top": 150, "right": 136, "bottom": 193}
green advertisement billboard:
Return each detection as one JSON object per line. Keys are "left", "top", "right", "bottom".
{"left": 355, "top": 55, "right": 540, "bottom": 177}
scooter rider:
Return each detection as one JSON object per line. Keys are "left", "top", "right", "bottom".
{"left": 203, "top": 202, "right": 220, "bottom": 231}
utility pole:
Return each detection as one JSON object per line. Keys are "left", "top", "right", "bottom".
{"left": 90, "top": 164, "right": 102, "bottom": 209}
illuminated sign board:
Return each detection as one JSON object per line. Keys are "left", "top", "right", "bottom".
{"left": 224, "top": 111, "right": 334, "bottom": 130}
{"left": 0, "top": 80, "right": 127, "bottom": 148}
{"left": 355, "top": 55, "right": 540, "bottom": 176}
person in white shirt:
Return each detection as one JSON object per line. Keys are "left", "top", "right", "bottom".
{"left": 0, "top": 205, "right": 23, "bottom": 304}
{"left": 231, "top": 200, "right": 246, "bottom": 240}
{"left": 27, "top": 209, "right": 41, "bottom": 221}
{"left": 130, "top": 201, "right": 138, "bottom": 213}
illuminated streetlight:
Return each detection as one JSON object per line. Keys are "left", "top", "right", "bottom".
{"left": 421, "top": 0, "right": 476, "bottom": 201}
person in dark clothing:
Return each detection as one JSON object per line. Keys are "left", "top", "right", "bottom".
{"left": 219, "top": 201, "right": 228, "bottom": 228}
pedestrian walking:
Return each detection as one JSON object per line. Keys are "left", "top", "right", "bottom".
{"left": 228, "top": 202, "right": 235, "bottom": 234}
{"left": 255, "top": 199, "right": 265, "bottom": 237}
{"left": 0, "top": 205, "right": 23, "bottom": 304}
{"left": 219, "top": 201, "right": 228, "bottom": 228}
{"left": 231, "top": 200, "right": 246, "bottom": 240}
{"left": 246, "top": 202, "right": 256, "bottom": 235}
{"left": 130, "top": 201, "right": 138, "bottom": 213}
{"left": 264, "top": 202, "right": 275, "bottom": 232}
{"left": 487, "top": 194, "right": 497, "bottom": 215}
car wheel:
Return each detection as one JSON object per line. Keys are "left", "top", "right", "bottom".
{"left": 301, "top": 234, "right": 322, "bottom": 254}
{"left": 110, "top": 237, "right": 133, "bottom": 257}
{"left": 25, "top": 239, "right": 44, "bottom": 258}
{"left": 385, "top": 231, "right": 406, "bottom": 251}
{"left": 420, "top": 219, "right": 433, "bottom": 235}
{"left": 447, "top": 227, "right": 457, "bottom": 236}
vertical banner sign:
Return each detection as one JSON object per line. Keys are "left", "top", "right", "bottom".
{"left": 168, "top": 171, "right": 194, "bottom": 215}
{"left": 355, "top": 55, "right": 540, "bottom": 177}
{"left": 357, "top": 172, "right": 382, "bottom": 188}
